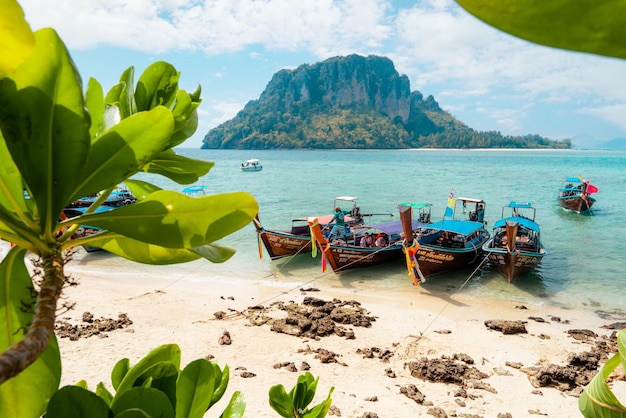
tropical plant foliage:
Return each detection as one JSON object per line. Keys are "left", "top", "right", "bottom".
{"left": 45, "top": 344, "right": 246, "bottom": 418}
{"left": 0, "top": 0, "right": 257, "bottom": 416}
{"left": 454, "top": 1, "right": 626, "bottom": 415}
{"left": 269, "top": 372, "right": 334, "bottom": 418}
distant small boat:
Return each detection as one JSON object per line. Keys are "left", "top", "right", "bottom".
{"left": 241, "top": 159, "right": 262, "bottom": 172}
{"left": 557, "top": 176, "right": 598, "bottom": 213}
{"left": 182, "top": 185, "right": 208, "bottom": 196}
{"left": 482, "top": 201, "right": 546, "bottom": 283}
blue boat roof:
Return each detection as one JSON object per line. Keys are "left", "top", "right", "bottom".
{"left": 421, "top": 220, "right": 485, "bottom": 235}
{"left": 371, "top": 219, "right": 421, "bottom": 235}
{"left": 399, "top": 202, "right": 432, "bottom": 209}
{"left": 565, "top": 177, "right": 583, "bottom": 183}
{"left": 183, "top": 185, "right": 208, "bottom": 194}
{"left": 493, "top": 217, "right": 540, "bottom": 232}
{"left": 507, "top": 201, "right": 532, "bottom": 209}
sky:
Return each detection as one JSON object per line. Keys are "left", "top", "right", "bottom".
{"left": 18, "top": 0, "right": 626, "bottom": 149}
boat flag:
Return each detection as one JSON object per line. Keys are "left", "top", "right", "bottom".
{"left": 321, "top": 241, "right": 330, "bottom": 272}
{"left": 444, "top": 189, "right": 456, "bottom": 218}
{"left": 257, "top": 232, "right": 263, "bottom": 259}
{"left": 309, "top": 218, "right": 318, "bottom": 258}
{"left": 587, "top": 184, "right": 599, "bottom": 194}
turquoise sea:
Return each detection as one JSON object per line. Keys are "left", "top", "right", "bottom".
{"left": 148, "top": 148, "right": 626, "bottom": 314}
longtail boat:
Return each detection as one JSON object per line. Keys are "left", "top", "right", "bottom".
{"left": 557, "top": 176, "right": 598, "bottom": 213}
{"left": 308, "top": 203, "right": 431, "bottom": 273}
{"left": 400, "top": 193, "right": 490, "bottom": 280}
{"left": 254, "top": 196, "right": 362, "bottom": 260}
{"left": 482, "top": 202, "right": 546, "bottom": 283}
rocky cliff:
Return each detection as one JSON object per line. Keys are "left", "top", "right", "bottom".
{"left": 202, "top": 55, "right": 568, "bottom": 149}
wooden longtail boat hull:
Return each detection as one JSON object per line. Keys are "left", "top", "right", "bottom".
{"left": 557, "top": 196, "right": 595, "bottom": 213}
{"left": 308, "top": 218, "right": 404, "bottom": 272}
{"left": 482, "top": 203, "right": 546, "bottom": 283}
{"left": 320, "top": 244, "right": 403, "bottom": 272}
{"left": 253, "top": 217, "right": 313, "bottom": 260}
{"left": 399, "top": 203, "right": 489, "bottom": 279}
{"left": 411, "top": 245, "right": 483, "bottom": 277}
{"left": 486, "top": 250, "right": 543, "bottom": 283}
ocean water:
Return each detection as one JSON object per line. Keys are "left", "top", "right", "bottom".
{"left": 139, "top": 148, "right": 626, "bottom": 314}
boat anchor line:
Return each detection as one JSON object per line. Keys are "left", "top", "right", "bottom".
{"left": 408, "top": 254, "right": 490, "bottom": 342}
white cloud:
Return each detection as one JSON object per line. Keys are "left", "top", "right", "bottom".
{"left": 18, "top": 0, "right": 626, "bottom": 141}
{"left": 581, "top": 103, "right": 626, "bottom": 131}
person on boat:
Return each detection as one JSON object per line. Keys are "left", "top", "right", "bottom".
{"left": 476, "top": 204, "right": 485, "bottom": 223}
{"left": 360, "top": 232, "right": 373, "bottom": 247}
{"left": 374, "top": 233, "right": 387, "bottom": 247}
{"left": 326, "top": 207, "right": 349, "bottom": 240}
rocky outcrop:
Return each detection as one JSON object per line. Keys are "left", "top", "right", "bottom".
{"left": 201, "top": 54, "right": 566, "bottom": 150}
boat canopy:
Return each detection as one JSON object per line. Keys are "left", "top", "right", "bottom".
{"left": 334, "top": 196, "right": 358, "bottom": 202}
{"left": 565, "top": 177, "right": 583, "bottom": 183}
{"left": 508, "top": 201, "right": 532, "bottom": 209}
{"left": 399, "top": 202, "right": 432, "bottom": 209}
{"left": 370, "top": 219, "right": 421, "bottom": 235}
{"left": 455, "top": 197, "right": 485, "bottom": 204}
{"left": 493, "top": 217, "right": 540, "bottom": 232}
{"left": 183, "top": 185, "right": 208, "bottom": 195}
{"left": 421, "top": 219, "right": 484, "bottom": 235}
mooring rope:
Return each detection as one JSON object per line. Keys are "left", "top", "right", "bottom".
{"left": 410, "top": 254, "right": 490, "bottom": 340}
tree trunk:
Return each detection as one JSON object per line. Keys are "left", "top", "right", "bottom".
{"left": 0, "top": 249, "right": 64, "bottom": 383}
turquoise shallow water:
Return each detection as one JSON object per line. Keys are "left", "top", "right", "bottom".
{"left": 141, "top": 148, "right": 626, "bottom": 314}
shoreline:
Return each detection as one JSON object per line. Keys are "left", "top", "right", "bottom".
{"left": 54, "top": 249, "right": 623, "bottom": 417}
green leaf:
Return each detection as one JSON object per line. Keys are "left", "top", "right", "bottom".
{"left": 70, "top": 106, "right": 175, "bottom": 201}
{"left": 268, "top": 384, "right": 294, "bottom": 418}
{"left": 95, "top": 382, "right": 114, "bottom": 407}
{"left": 0, "top": 27, "right": 90, "bottom": 230}
{"left": 111, "top": 387, "right": 174, "bottom": 418}
{"left": 143, "top": 150, "right": 214, "bottom": 185}
{"left": 117, "top": 66, "right": 138, "bottom": 119}
{"left": 73, "top": 235, "right": 206, "bottom": 265}
{"left": 220, "top": 391, "right": 246, "bottom": 418}
{"left": 176, "top": 359, "right": 216, "bottom": 418}
{"left": 115, "top": 410, "right": 152, "bottom": 418}
{"left": 115, "top": 345, "right": 181, "bottom": 397}
{"left": 135, "top": 61, "right": 179, "bottom": 112}
{"left": 85, "top": 77, "right": 105, "bottom": 140}
{"left": 0, "top": 0, "right": 35, "bottom": 77}
{"left": 169, "top": 90, "right": 200, "bottom": 148}
{"left": 134, "top": 362, "right": 179, "bottom": 409}
{"left": 291, "top": 372, "right": 318, "bottom": 412}
{"left": 191, "top": 243, "right": 237, "bottom": 264}
{"left": 579, "top": 329, "right": 626, "bottom": 417}
{"left": 303, "top": 386, "right": 334, "bottom": 418}
{"left": 579, "top": 352, "right": 626, "bottom": 416}
{"left": 123, "top": 179, "right": 163, "bottom": 201}
{"left": 0, "top": 247, "right": 61, "bottom": 418}
{"left": 46, "top": 385, "right": 111, "bottom": 418}
{"left": 72, "top": 191, "right": 257, "bottom": 249}
{"left": 0, "top": 130, "right": 33, "bottom": 231}
{"left": 455, "top": 0, "right": 626, "bottom": 60}
{"left": 111, "top": 357, "right": 131, "bottom": 391}
{"left": 209, "top": 362, "right": 229, "bottom": 407}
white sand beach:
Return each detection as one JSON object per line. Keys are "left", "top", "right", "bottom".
{"left": 46, "top": 245, "right": 625, "bottom": 418}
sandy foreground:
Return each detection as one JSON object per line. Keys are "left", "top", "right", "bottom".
{"left": 47, "top": 248, "right": 625, "bottom": 418}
